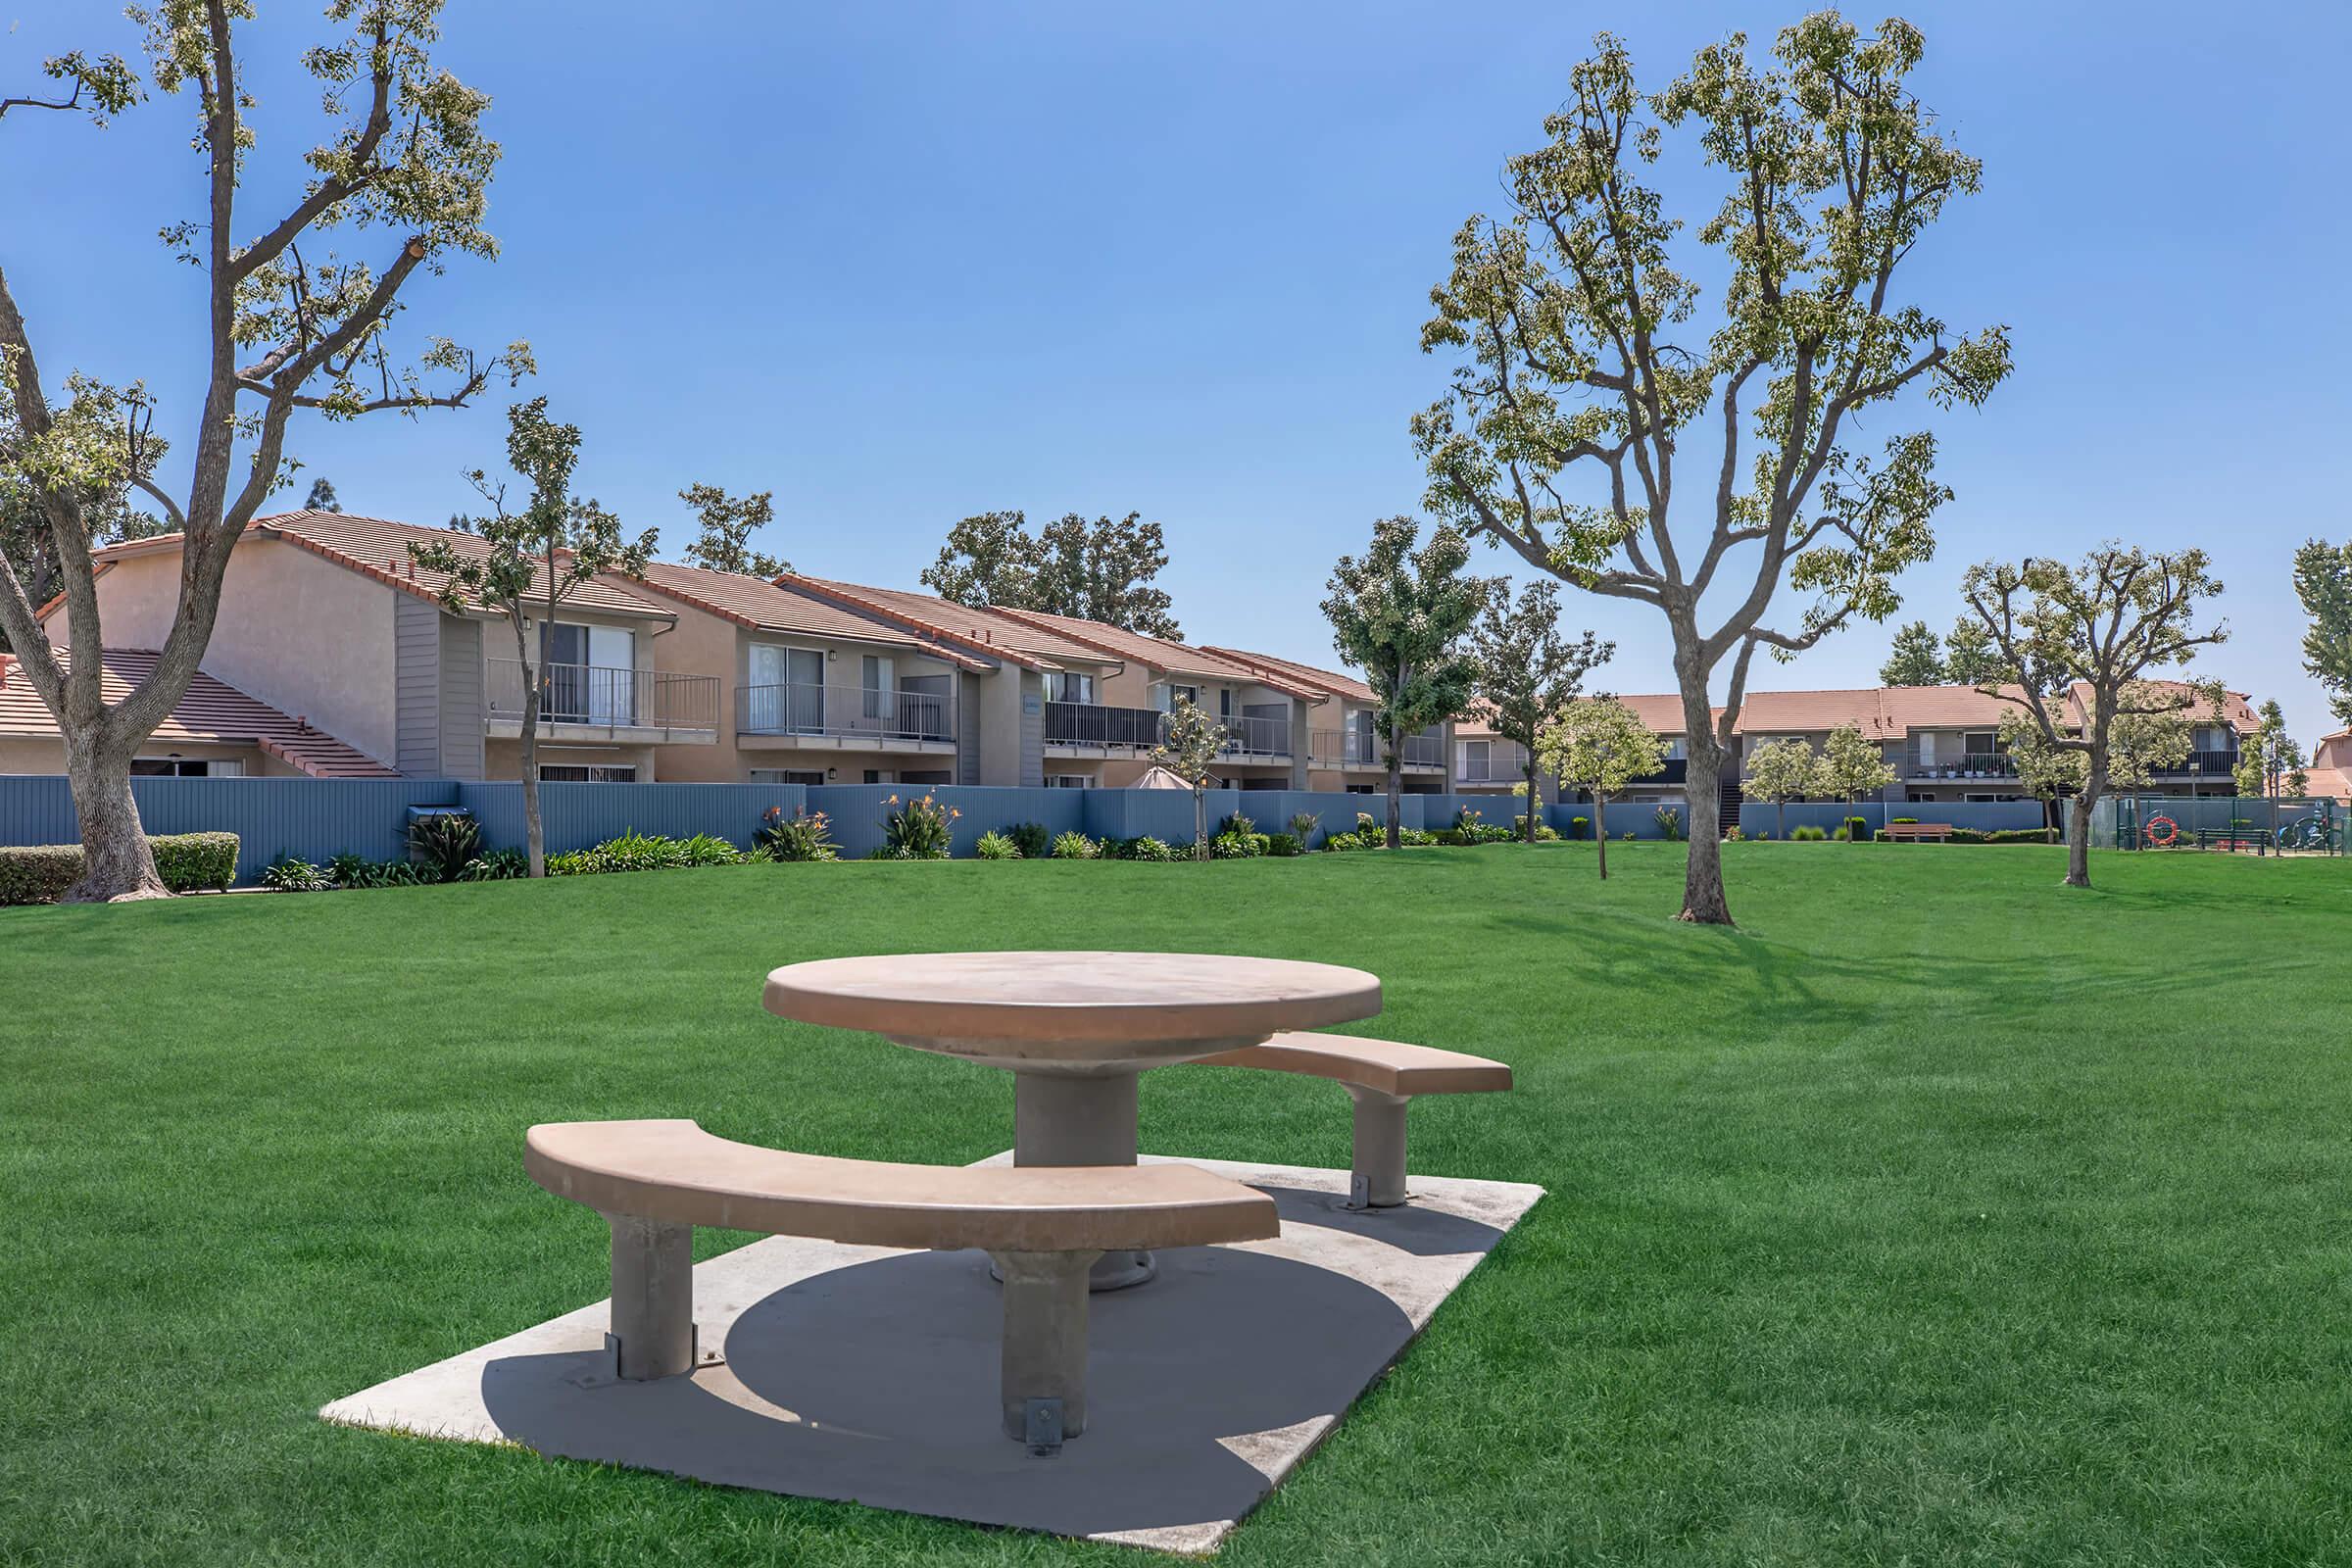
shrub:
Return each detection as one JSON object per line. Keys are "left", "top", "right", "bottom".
{"left": 1050, "top": 830, "right": 1098, "bottom": 859}
{"left": 1845, "top": 815, "right": 1871, "bottom": 843}
{"left": 1126, "top": 835, "right": 1177, "bottom": 862}
{"left": 1266, "top": 832, "right": 1302, "bottom": 857}
{"left": 545, "top": 848, "right": 603, "bottom": 876}
{"left": 1210, "top": 829, "right": 1261, "bottom": 858}
{"left": 0, "top": 845, "right": 81, "bottom": 905}
{"left": 1287, "top": 811, "right": 1320, "bottom": 848}
{"left": 406, "top": 812, "right": 481, "bottom": 882}
{"left": 1653, "top": 806, "right": 1685, "bottom": 842}
{"left": 1790, "top": 824, "right": 1829, "bottom": 841}
{"left": 327, "top": 855, "right": 422, "bottom": 888}
{"left": 458, "top": 849, "right": 528, "bottom": 880}
{"left": 1892, "top": 816, "right": 1919, "bottom": 825}
{"left": 754, "top": 805, "right": 837, "bottom": 862}
{"left": 1511, "top": 814, "right": 1560, "bottom": 842}
{"left": 881, "top": 793, "right": 956, "bottom": 859}
{"left": 1004, "top": 821, "right": 1053, "bottom": 859}
{"left": 974, "top": 829, "right": 1021, "bottom": 859}
{"left": 263, "top": 856, "right": 334, "bottom": 893}
{"left": 1400, "top": 827, "right": 1438, "bottom": 847}
{"left": 1569, "top": 815, "right": 1591, "bottom": 840}
{"left": 148, "top": 832, "right": 239, "bottom": 892}
{"left": 1724, "top": 825, "right": 1746, "bottom": 842}
{"left": 675, "top": 833, "right": 743, "bottom": 866}
{"left": 1219, "top": 810, "right": 1258, "bottom": 839}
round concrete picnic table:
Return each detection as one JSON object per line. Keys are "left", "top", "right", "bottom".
{"left": 762, "top": 951, "right": 1383, "bottom": 1290}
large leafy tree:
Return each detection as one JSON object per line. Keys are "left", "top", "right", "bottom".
{"left": 678, "top": 482, "right": 788, "bottom": 577}
{"left": 1958, "top": 545, "right": 2226, "bottom": 889}
{"left": 1414, "top": 15, "right": 2009, "bottom": 925}
{"left": 1321, "top": 516, "right": 1485, "bottom": 849}
{"left": 1739, "top": 735, "right": 1815, "bottom": 839}
{"left": 1997, "top": 689, "right": 2196, "bottom": 842}
{"left": 1466, "top": 578, "right": 1612, "bottom": 841}
{"left": 0, "top": 2, "right": 528, "bottom": 901}
{"left": 2292, "top": 538, "right": 2352, "bottom": 727}
{"left": 922, "top": 509, "right": 1180, "bottom": 638}
{"left": 1538, "top": 696, "right": 1666, "bottom": 881}
{"left": 1878, "top": 619, "right": 1945, "bottom": 686}
{"left": 411, "top": 400, "right": 655, "bottom": 877}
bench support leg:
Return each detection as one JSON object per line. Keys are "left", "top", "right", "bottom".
{"left": 991, "top": 1249, "right": 1102, "bottom": 1442}
{"left": 1345, "top": 1086, "right": 1412, "bottom": 1208}
{"left": 607, "top": 1213, "right": 696, "bottom": 1381}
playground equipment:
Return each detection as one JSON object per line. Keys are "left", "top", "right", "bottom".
{"left": 2107, "top": 795, "right": 2341, "bottom": 856}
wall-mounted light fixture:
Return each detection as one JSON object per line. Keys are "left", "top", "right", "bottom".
{"left": 826, "top": 766, "right": 837, "bottom": 780}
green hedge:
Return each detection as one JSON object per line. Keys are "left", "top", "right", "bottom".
{"left": 0, "top": 831, "right": 239, "bottom": 906}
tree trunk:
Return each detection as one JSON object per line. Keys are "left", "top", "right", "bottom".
{"left": 1194, "top": 788, "right": 1208, "bottom": 860}
{"left": 520, "top": 666, "right": 546, "bottom": 877}
{"left": 1777, "top": 798, "right": 1787, "bottom": 840}
{"left": 1594, "top": 792, "right": 1609, "bottom": 880}
{"left": 2066, "top": 790, "right": 2095, "bottom": 888}
{"left": 1678, "top": 736, "right": 1733, "bottom": 924}
{"left": 63, "top": 738, "right": 168, "bottom": 903}
{"left": 1523, "top": 759, "right": 1541, "bottom": 843}
{"left": 1385, "top": 719, "right": 1402, "bottom": 851}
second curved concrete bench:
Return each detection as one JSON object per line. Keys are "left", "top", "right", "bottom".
{"left": 526, "top": 1118, "right": 1278, "bottom": 1443}
{"left": 1192, "top": 1032, "right": 1513, "bottom": 1208}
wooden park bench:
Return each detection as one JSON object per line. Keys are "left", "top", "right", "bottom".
{"left": 1193, "top": 1032, "right": 1513, "bottom": 1209}
{"left": 526, "top": 1118, "right": 1277, "bottom": 1445}
{"left": 1884, "top": 822, "right": 1955, "bottom": 843}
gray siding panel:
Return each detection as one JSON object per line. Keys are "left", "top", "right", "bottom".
{"left": 392, "top": 595, "right": 441, "bottom": 777}
{"left": 438, "top": 614, "right": 485, "bottom": 780}
{"left": 956, "top": 680, "right": 980, "bottom": 786}
{"left": 1018, "top": 671, "right": 1044, "bottom": 788}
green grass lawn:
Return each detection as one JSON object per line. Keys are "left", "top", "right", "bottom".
{"left": 5, "top": 844, "right": 2349, "bottom": 1566}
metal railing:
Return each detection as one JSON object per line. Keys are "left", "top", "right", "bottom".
{"left": 1914, "top": 751, "right": 2016, "bottom": 778}
{"left": 739, "top": 682, "right": 952, "bottom": 743}
{"left": 1044, "top": 701, "right": 1293, "bottom": 758}
{"left": 1314, "top": 727, "right": 1446, "bottom": 769}
{"left": 488, "top": 660, "right": 718, "bottom": 732}
{"left": 2161, "top": 749, "right": 2242, "bottom": 776}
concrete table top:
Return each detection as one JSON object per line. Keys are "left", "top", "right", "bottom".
{"left": 761, "top": 951, "right": 1383, "bottom": 1072}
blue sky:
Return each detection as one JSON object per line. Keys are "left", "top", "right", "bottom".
{"left": 6, "top": 2, "right": 2348, "bottom": 739}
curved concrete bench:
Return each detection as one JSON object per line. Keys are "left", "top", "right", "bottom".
{"left": 527, "top": 1119, "right": 1278, "bottom": 1443}
{"left": 1193, "top": 1033, "right": 1513, "bottom": 1209}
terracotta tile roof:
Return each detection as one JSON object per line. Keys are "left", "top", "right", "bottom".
{"left": 0, "top": 648, "right": 397, "bottom": 777}
{"left": 780, "top": 577, "right": 1116, "bottom": 669}
{"left": 987, "top": 610, "right": 1323, "bottom": 697}
{"left": 91, "top": 512, "right": 679, "bottom": 619}
{"left": 2302, "top": 765, "right": 2352, "bottom": 802}
{"left": 625, "top": 562, "right": 997, "bottom": 672}
{"left": 1453, "top": 692, "right": 1709, "bottom": 740}
{"left": 2067, "top": 679, "right": 2258, "bottom": 733}
{"left": 1201, "top": 646, "right": 1374, "bottom": 703}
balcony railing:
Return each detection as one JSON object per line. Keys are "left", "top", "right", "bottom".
{"left": 1312, "top": 727, "right": 1446, "bottom": 768}
{"left": 1045, "top": 701, "right": 1293, "bottom": 758}
{"left": 739, "top": 682, "right": 952, "bottom": 743}
{"left": 1913, "top": 751, "right": 2016, "bottom": 778}
{"left": 488, "top": 660, "right": 718, "bottom": 732}
{"left": 2162, "top": 749, "right": 2242, "bottom": 776}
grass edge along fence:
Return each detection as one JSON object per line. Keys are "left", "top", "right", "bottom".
{"left": 0, "top": 775, "right": 2080, "bottom": 887}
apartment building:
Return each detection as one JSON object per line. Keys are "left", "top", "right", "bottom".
{"left": 1454, "top": 683, "right": 2262, "bottom": 827}
{"left": 1201, "top": 647, "right": 1449, "bottom": 794}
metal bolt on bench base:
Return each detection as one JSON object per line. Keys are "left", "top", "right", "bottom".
{"left": 607, "top": 1213, "right": 698, "bottom": 1380}
{"left": 992, "top": 1250, "right": 1102, "bottom": 1443}
{"left": 1345, "top": 1086, "right": 1412, "bottom": 1209}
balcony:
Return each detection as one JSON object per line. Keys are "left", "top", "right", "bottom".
{"left": 1311, "top": 727, "right": 1446, "bottom": 770}
{"left": 1912, "top": 752, "right": 2016, "bottom": 779}
{"left": 1045, "top": 701, "right": 1293, "bottom": 760}
{"left": 2158, "top": 749, "right": 2241, "bottom": 776}
{"left": 487, "top": 660, "right": 718, "bottom": 739}
{"left": 739, "top": 682, "right": 954, "bottom": 749}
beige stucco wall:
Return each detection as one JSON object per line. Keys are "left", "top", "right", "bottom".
{"left": 70, "top": 542, "right": 401, "bottom": 767}
{"left": 0, "top": 736, "right": 296, "bottom": 776}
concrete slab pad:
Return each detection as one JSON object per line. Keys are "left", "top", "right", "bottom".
{"left": 319, "top": 1154, "right": 1544, "bottom": 1554}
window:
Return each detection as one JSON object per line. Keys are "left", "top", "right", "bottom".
{"left": 540, "top": 622, "right": 637, "bottom": 724}
{"left": 900, "top": 769, "right": 952, "bottom": 786}
{"left": 1047, "top": 774, "right": 1093, "bottom": 789}
{"left": 1458, "top": 739, "right": 1492, "bottom": 782}
{"left": 132, "top": 758, "right": 242, "bottom": 777}
{"left": 1167, "top": 683, "right": 1200, "bottom": 709}
{"left": 748, "top": 768, "right": 825, "bottom": 787}
{"left": 1659, "top": 736, "right": 1687, "bottom": 760}
{"left": 1963, "top": 731, "right": 1999, "bottom": 756}
{"left": 861, "top": 653, "right": 895, "bottom": 722}
{"left": 1047, "top": 671, "right": 1094, "bottom": 704}
{"left": 1963, "top": 792, "right": 2020, "bottom": 804}
{"left": 539, "top": 764, "right": 637, "bottom": 782}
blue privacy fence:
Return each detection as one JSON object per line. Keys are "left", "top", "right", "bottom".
{"left": 0, "top": 775, "right": 2058, "bottom": 882}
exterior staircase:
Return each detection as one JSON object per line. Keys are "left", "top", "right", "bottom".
{"left": 1719, "top": 776, "right": 1742, "bottom": 835}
